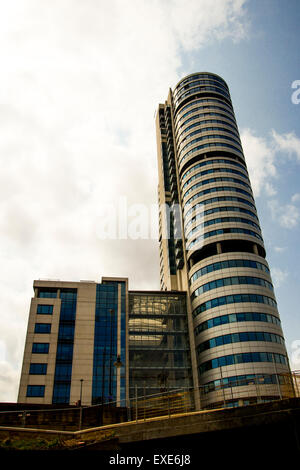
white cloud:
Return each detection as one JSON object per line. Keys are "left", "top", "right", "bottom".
{"left": 270, "top": 267, "right": 288, "bottom": 289}
{"left": 273, "top": 246, "right": 287, "bottom": 253}
{"left": 0, "top": 0, "right": 249, "bottom": 401}
{"left": 241, "top": 128, "right": 300, "bottom": 200}
{"left": 268, "top": 194, "right": 300, "bottom": 229}
{"left": 240, "top": 128, "right": 277, "bottom": 197}
{"left": 271, "top": 130, "right": 300, "bottom": 162}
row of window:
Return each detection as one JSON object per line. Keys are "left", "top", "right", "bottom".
{"left": 178, "top": 125, "right": 240, "bottom": 151}
{"left": 181, "top": 157, "right": 246, "bottom": 182}
{"left": 177, "top": 111, "right": 236, "bottom": 136}
{"left": 176, "top": 104, "right": 234, "bottom": 129}
{"left": 182, "top": 167, "right": 249, "bottom": 191}
{"left": 203, "top": 373, "right": 287, "bottom": 394}
{"left": 180, "top": 140, "right": 243, "bottom": 166}
{"left": 194, "top": 311, "right": 281, "bottom": 336}
{"left": 190, "top": 259, "right": 269, "bottom": 284}
{"left": 185, "top": 206, "right": 258, "bottom": 232}
{"left": 187, "top": 227, "right": 263, "bottom": 251}
{"left": 177, "top": 122, "right": 240, "bottom": 150}
{"left": 197, "top": 331, "right": 284, "bottom": 354}
{"left": 176, "top": 104, "right": 233, "bottom": 129}
{"left": 174, "top": 78, "right": 229, "bottom": 101}
{"left": 184, "top": 186, "right": 254, "bottom": 209}
{"left": 192, "top": 293, "right": 277, "bottom": 318}
{"left": 174, "top": 85, "right": 230, "bottom": 107}
{"left": 176, "top": 74, "right": 227, "bottom": 93}
{"left": 184, "top": 195, "right": 256, "bottom": 220}
{"left": 183, "top": 176, "right": 251, "bottom": 200}
{"left": 198, "top": 351, "right": 287, "bottom": 375}
{"left": 38, "top": 288, "right": 77, "bottom": 300}
{"left": 186, "top": 216, "right": 261, "bottom": 240}
{"left": 191, "top": 275, "right": 273, "bottom": 300}
{"left": 179, "top": 133, "right": 242, "bottom": 160}
{"left": 177, "top": 117, "right": 238, "bottom": 141}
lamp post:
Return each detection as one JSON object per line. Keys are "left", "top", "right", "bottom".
{"left": 109, "top": 309, "right": 115, "bottom": 400}
{"left": 79, "top": 379, "right": 84, "bottom": 430}
{"left": 80, "top": 379, "right": 83, "bottom": 405}
{"left": 114, "top": 355, "right": 123, "bottom": 407}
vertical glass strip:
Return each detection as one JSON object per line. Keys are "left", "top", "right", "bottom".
{"left": 52, "top": 288, "right": 77, "bottom": 404}
{"left": 92, "top": 282, "right": 126, "bottom": 405}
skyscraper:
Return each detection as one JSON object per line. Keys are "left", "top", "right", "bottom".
{"left": 18, "top": 72, "right": 293, "bottom": 410}
{"left": 156, "top": 72, "right": 290, "bottom": 407}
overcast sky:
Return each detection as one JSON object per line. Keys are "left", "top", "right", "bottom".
{"left": 0, "top": 0, "right": 299, "bottom": 401}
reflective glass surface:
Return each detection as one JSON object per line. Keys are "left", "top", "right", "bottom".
{"left": 52, "top": 288, "right": 77, "bottom": 404}
{"left": 92, "top": 282, "right": 126, "bottom": 405}
{"left": 129, "top": 292, "right": 192, "bottom": 398}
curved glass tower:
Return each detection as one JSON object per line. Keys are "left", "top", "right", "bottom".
{"left": 156, "top": 72, "right": 290, "bottom": 408}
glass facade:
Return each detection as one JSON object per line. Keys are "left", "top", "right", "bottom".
{"left": 92, "top": 281, "right": 126, "bottom": 405}
{"left": 128, "top": 292, "right": 192, "bottom": 398}
{"left": 52, "top": 288, "right": 77, "bottom": 404}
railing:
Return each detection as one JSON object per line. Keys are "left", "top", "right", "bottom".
{"left": 0, "top": 371, "right": 299, "bottom": 431}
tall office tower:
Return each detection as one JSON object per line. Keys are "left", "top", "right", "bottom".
{"left": 156, "top": 72, "right": 290, "bottom": 407}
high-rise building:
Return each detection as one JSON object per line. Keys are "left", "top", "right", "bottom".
{"left": 18, "top": 72, "right": 292, "bottom": 410}
{"left": 156, "top": 72, "right": 290, "bottom": 407}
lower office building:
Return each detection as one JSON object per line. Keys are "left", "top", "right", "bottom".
{"left": 18, "top": 277, "right": 193, "bottom": 406}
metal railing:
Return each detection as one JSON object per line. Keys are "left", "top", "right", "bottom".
{"left": 0, "top": 371, "right": 299, "bottom": 431}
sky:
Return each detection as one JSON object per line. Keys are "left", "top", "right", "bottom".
{"left": 0, "top": 0, "right": 299, "bottom": 402}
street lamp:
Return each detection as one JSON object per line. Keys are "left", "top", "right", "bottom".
{"left": 109, "top": 309, "right": 115, "bottom": 400}
{"left": 114, "top": 355, "right": 123, "bottom": 368}
{"left": 80, "top": 378, "right": 84, "bottom": 406}
{"left": 79, "top": 379, "right": 84, "bottom": 430}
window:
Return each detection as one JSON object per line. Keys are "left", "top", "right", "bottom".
{"left": 193, "top": 293, "right": 277, "bottom": 318}
{"left": 37, "top": 305, "right": 53, "bottom": 315}
{"left": 26, "top": 385, "right": 45, "bottom": 397}
{"left": 32, "top": 343, "right": 49, "bottom": 354}
{"left": 34, "top": 323, "right": 51, "bottom": 334}
{"left": 29, "top": 363, "right": 47, "bottom": 375}
{"left": 199, "top": 352, "right": 287, "bottom": 375}
{"left": 38, "top": 288, "right": 57, "bottom": 298}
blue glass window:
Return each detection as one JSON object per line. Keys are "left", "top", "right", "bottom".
{"left": 191, "top": 275, "right": 273, "bottom": 299}
{"left": 38, "top": 288, "right": 57, "bottom": 298}
{"left": 37, "top": 305, "right": 53, "bottom": 315}
{"left": 29, "top": 363, "right": 47, "bottom": 375}
{"left": 193, "top": 293, "right": 277, "bottom": 318}
{"left": 199, "top": 352, "right": 287, "bottom": 375}
{"left": 26, "top": 385, "right": 45, "bottom": 397}
{"left": 32, "top": 343, "right": 49, "bottom": 354}
{"left": 34, "top": 323, "right": 51, "bottom": 334}
{"left": 52, "top": 288, "right": 77, "bottom": 404}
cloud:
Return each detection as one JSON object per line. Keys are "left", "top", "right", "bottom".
{"left": 241, "top": 129, "right": 300, "bottom": 199}
{"left": 0, "top": 0, "right": 250, "bottom": 401}
{"left": 271, "top": 130, "right": 300, "bottom": 162}
{"left": 273, "top": 246, "right": 287, "bottom": 253}
{"left": 270, "top": 267, "right": 288, "bottom": 289}
{"left": 268, "top": 194, "right": 300, "bottom": 229}
{"left": 240, "top": 128, "right": 277, "bottom": 197}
